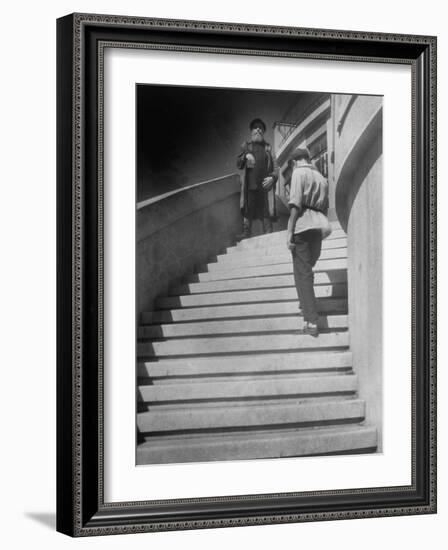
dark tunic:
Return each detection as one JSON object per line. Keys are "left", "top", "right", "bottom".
{"left": 236, "top": 140, "right": 278, "bottom": 221}
{"left": 246, "top": 142, "right": 270, "bottom": 219}
{"left": 247, "top": 142, "right": 269, "bottom": 190}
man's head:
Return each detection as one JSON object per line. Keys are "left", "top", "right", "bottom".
{"left": 249, "top": 118, "right": 266, "bottom": 143}
{"left": 290, "top": 146, "right": 311, "bottom": 167}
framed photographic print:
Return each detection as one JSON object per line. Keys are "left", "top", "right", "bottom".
{"left": 56, "top": 13, "right": 437, "bottom": 536}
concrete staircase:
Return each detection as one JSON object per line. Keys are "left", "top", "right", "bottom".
{"left": 137, "top": 221, "right": 377, "bottom": 464}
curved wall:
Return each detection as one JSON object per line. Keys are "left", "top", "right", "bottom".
{"left": 334, "top": 96, "right": 383, "bottom": 449}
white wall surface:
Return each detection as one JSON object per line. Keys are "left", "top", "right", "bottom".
{"left": 0, "top": 0, "right": 445, "bottom": 548}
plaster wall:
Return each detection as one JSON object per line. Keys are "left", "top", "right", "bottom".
{"left": 346, "top": 152, "right": 383, "bottom": 447}
{"left": 335, "top": 95, "right": 383, "bottom": 447}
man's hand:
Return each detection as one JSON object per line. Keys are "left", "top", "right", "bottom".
{"left": 245, "top": 153, "right": 256, "bottom": 168}
{"left": 287, "top": 232, "right": 295, "bottom": 252}
{"left": 262, "top": 176, "right": 274, "bottom": 190}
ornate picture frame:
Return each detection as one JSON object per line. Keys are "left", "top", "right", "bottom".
{"left": 57, "top": 13, "right": 436, "bottom": 536}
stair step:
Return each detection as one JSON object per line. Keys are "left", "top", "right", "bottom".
{"left": 139, "top": 314, "right": 348, "bottom": 339}
{"left": 138, "top": 332, "right": 349, "bottom": 357}
{"left": 137, "top": 398, "right": 365, "bottom": 434}
{"left": 192, "top": 258, "right": 347, "bottom": 282}
{"left": 133, "top": 212, "right": 379, "bottom": 463}
{"left": 235, "top": 228, "right": 345, "bottom": 249}
{"left": 236, "top": 225, "right": 342, "bottom": 243}
{"left": 138, "top": 350, "right": 353, "bottom": 378}
{"left": 226, "top": 236, "right": 347, "bottom": 255}
{"left": 210, "top": 247, "right": 346, "bottom": 268}
{"left": 155, "top": 284, "right": 347, "bottom": 309}
{"left": 139, "top": 396, "right": 357, "bottom": 412}
{"left": 172, "top": 271, "right": 346, "bottom": 295}
{"left": 142, "top": 298, "right": 347, "bottom": 324}
{"left": 138, "top": 374, "right": 358, "bottom": 403}
{"left": 136, "top": 424, "right": 376, "bottom": 463}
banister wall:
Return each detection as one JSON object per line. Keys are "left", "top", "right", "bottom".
{"left": 334, "top": 95, "right": 383, "bottom": 449}
{"left": 137, "top": 174, "right": 241, "bottom": 318}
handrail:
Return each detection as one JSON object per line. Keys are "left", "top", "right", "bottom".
{"left": 275, "top": 99, "right": 331, "bottom": 162}
{"left": 137, "top": 174, "right": 239, "bottom": 210}
{"left": 337, "top": 95, "right": 358, "bottom": 135}
{"left": 137, "top": 173, "right": 241, "bottom": 241}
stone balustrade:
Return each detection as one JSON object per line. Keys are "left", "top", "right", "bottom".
{"left": 137, "top": 174, "right": 241, "bottom": 317}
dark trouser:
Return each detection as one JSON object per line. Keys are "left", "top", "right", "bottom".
{"left": 243, "top": 216, "right": 273, "bottom": 236}
{"left": 291, "top": 230, "right": 322, "bottom": 324}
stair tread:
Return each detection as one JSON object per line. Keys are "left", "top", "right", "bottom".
{"left": 226, "top": 236, "right": 347, "bottom": 255}
{"left": 235, "top": 226, "right": 343, "bottom": 245}
{"left": 155, "top": 284, "right": 347, "bottom": 309}
{"left": 234, "top": 231, "right": 346, "bottom": 251}
{"left": 136, "top": 424, "right": 376, "bottom": 464}
{"left": 138, "top": 350, "right": 353, "bottom": 378}
{"left": 137, "top": 398, "right": 365, "bottom": 433}
{"left": 138, "top": 374, "right": 358, "bottom": 402}
{"left": 171, "top": 271, "right": 347, "bottom": 295}
{"left": 139, "top": 314, "right": 348, "bottom": 339}
{"left": 211, "top": 247, "right": 347, "bottom": 268}
{"left": 138, "top": 331, "right": 350, "bottom": 357}
{"left": 202, "top": 255, "right": 346, "bottom": 273}
{"left": 138, "top": 422, "right": 374, "bottom": 447}
{"left": 192, "top": 258, "right": 347, "bottom": 282}
{"left": 143, "top": 298, "right": 347, "bottom": 324}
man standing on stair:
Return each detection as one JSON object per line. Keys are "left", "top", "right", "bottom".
{"left": 287, "top": 146, "right": 331, "bottom": 337}
{"left": 236, "top": 118, "right": 279, "bottom": 239}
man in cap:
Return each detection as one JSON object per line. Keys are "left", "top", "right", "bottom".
{"left": 287, "top": 146, "right": 331, "bottom": 336}
{"left": 236, "top": 118, "right": 278, "bottom": 239}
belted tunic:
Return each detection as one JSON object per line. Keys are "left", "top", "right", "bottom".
{"left": 288, "top": 163, "right": 331, "bottom": 238}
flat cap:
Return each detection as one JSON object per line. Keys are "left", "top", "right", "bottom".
{"left": 290, "top": 146, "right": 311, "bottom": 161}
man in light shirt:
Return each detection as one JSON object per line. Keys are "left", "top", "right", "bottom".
{"left": 287, "top": 147, "right": 331, "bottom": 336}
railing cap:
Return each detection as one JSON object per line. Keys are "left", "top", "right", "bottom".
{"left": 137, "top": 173, "right": 241, "bottom": 241}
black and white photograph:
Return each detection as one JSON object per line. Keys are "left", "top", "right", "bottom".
{"left": 1, "top": 0, "right": 443, "bottom": 545}
{"left": 135, "top": 86, "right": 383, "bottom": 465}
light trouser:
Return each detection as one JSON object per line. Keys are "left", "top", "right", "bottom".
{"left": 291, "top": 229, "right": 322, "bottom": 324}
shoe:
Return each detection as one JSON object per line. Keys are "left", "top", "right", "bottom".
{"left": 303, "top": 321, "right": 319, "bottom": 337}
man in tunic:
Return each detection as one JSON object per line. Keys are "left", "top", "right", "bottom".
{"left": 236, "top": 118, "right": 278, "bottom": 239}
{"left": 287, "top": 146, "right": 332, "bottom": 337}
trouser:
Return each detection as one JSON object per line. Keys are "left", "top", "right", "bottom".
{"left": 243, "top": 216, "right": 273, "bottom": 236}
{"left": 291, "top": 229, "right": 322, "bottom": 324}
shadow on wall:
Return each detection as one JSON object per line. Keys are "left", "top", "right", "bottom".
{"left": 335, "top": 105, "right": 383, "bottom": 232}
